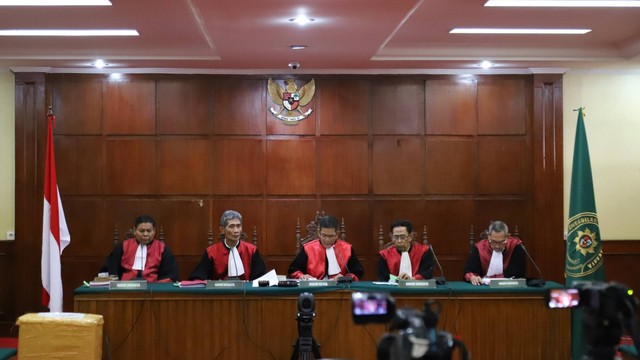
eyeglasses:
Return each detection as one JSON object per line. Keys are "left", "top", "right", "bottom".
{"left": 391, "top": 234, "right": 409, "bottom": 241}
{"left": 489, "top": 238, "right": 507, "bottom": 246}
{"left": 319, "top": 233, "right": 338, "bottom": 240}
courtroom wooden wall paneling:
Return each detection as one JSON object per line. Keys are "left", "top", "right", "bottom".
{"left": 477, "top": 138, "right": 528, "bottom": 194}
{"left": 157, "top": 78, "right": 210, "bottom": 135}
{"left": 103, "top": 79, "right": 156, "bottom": 134}
{"left": 55, "top": 136, "right": 104, "bottom": 195}
{"left": 212, "top": 78, "right": 265, "bottom": 135}
{"left": 266, "top": 139, "right": 316, "bottom": 194}
{"left": 51, "top": 76, "right": 103, "bottom": 134}
{"left": 477, "top": 77, "right": 527, "bottom": 135}
{"left": 425, "top": 138, "right": 476, "bottom": 194}
{"left": 371, "top": 79, "right": 425, "bottom": 134}
{"left": 104, "top": 138, "right": 157, "bottom": 194}
{"left": 317, "top": 137, "right": 369, "bottom": 194}
{"left": 211, "top": 138, "right": 265, "bottom": 194}
{"left": 0, "top": 241, "right": 15, "bottom": 336}
{"left": 12, "top": 73, "right": 571, "bottom": 318}
{"left": 15, "top": 73, "right": 47, "bottom": 317}
{"left": 317, "top": 78, "right": 369, "bottom": 135}
{"left": 157, "top": 138, "right": 212, "bottom": 194}
{"left": 372, "top": 136, "right": 424, "bottom": 194}
{"left": 425, "top": 77, "right": 477, "bottom": 135}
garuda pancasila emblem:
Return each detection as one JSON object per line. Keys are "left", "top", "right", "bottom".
{"left": 267, "top": 78, "right": 315, "bottom": 124}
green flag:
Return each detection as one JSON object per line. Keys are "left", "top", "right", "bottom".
{"left": 566, "top": 108, "right": 605, "bottom": 359}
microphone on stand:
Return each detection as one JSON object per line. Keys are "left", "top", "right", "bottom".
{"left": 519, "top": 243, "right": 545, "bottom": 287}
{"left": 429, "top": 245, "right": 447, "bottom": 285}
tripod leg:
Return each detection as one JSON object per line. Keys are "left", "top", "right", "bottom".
{"left": 312, "top": 338, "right": 321, "bottom": 359}
{"left": 291, "top": 338, "right": 299, "bottom": 360}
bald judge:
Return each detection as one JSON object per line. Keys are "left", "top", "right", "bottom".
{"left": 189, "top": 210, "right": 266, "bottom": 281}
{"left": 464, "top": 220, "right": 526, "bottom": 285}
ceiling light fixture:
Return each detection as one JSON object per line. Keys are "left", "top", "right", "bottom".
{"left": 94, "top": 59, "right": 106, "bottom": 68}
{"left": 480, "top": 61, "right": 493, "bottom": 69}
{"left": 0, "top": 0, "right": 111, "bottom": 5}
{"left": 485, "top": 0, "right": 640, "bottom": 7}
{"left": 290, "top": 45, "right": 307, "bottom": 50}
{"left": 289, "top": 14, "right": 314, "bottom": 26}
{"left": 0, "top": 29, "right": 139, "bottom": 36}
{"left": 450, "top": 28, "right": 591, "bottom": 34}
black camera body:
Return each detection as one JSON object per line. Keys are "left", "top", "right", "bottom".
{"left": 547, "top": 281, "right": 640, "bottom": 360}
{"left": 352, "top": 292, "right": 466, "bottom": 360}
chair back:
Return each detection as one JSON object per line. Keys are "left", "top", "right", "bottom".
{"left": 469, "top": 222, "right": 520, "bottom": 252}
{"left": 112, "top": 224, "right": 165, "bottom": 246}
{"left": 209, "top": 225, "right": 258, "bottom": 247}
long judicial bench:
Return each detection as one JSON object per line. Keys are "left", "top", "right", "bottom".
{"left": 74, "top": 281, "right": 570, "bottom": 360}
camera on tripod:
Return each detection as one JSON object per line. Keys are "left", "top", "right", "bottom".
{"left": 351, "top": 292, "right": 469, "bottom": 360}
{"left": 547, "top": 281, "right": 640, "bottom": 360}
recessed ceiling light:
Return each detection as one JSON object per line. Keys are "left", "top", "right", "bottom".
{"left": 0, "top": 29, "right": 139, "bottom": 36}
{"left": 485, "top": 0, "right": 640, "bottom": 7}
{"left": 480, "top": 61, "right": 493, "bottom": 69}
{"left": 450, "top": 28, "right": 591, "bottom": 34}
{"left": 94, "top": 59, "right": 106, "bottom": 68}
{"left": 0, "top": 0, "right": 111, "bottom": 5}
{"left": 290, "top": 45, "right": 307, "bottom": 50}
{"left": 289, "top": 14, "right": 314, "bottom": 26}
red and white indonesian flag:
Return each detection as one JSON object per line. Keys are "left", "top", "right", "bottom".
{"left": 41, "top": 112, "right": 70, "bottom": 312}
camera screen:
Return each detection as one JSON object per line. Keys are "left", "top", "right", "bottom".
{"left": 351, "top": 292, "right": 395, "bottom": 324}
{"left": 547, "top": 288, "right": 580, "bottom": 308}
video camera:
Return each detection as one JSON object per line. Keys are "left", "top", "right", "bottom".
{"left": 351, "top": 292, "right": 469, "bottom": 360}
{"left": 547, "top": 281, "right": 640, "bottom": 360}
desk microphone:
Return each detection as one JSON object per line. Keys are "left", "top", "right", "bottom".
{"left": 429, "top": 245, "right": 447, "bottom": 285}
{"left": 333, "top": 246, "right": 353, "bottom": 284}
{"left": 519, "top": 243, "right": 545, "bottom": 287}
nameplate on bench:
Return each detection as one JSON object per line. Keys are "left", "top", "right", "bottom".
{"left": 109, "top": 280, "right": 148, "bottom": 290}
{"left": 398, "top": 279, "right": 436, "bottom": 288}
{"left": 300, "top": 280, "right": 336, "bottom": 287}
{"left": 489, "top": 278, "right": 526, "bottom": 288}
{"left": 206, "top": 280, "right": 245, "bottom": 289}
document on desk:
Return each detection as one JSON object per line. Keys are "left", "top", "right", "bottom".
{"left": 251, "top": 269, "right": 279, "bottom": 287}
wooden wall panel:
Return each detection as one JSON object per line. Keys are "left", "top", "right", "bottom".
{"left": 105, "top": 139, "right": 157, "bottom": 194}
{"left": 424, "top": 199, "right": 475, "bottom": 254}
{"left": 477, "top": 138, "right": 527, "bottom": 194}
{"left": 55, "top": 136, "right": 103, "bottom": 195}
{"left": 103, "top": 79, "right": 156, "bottom": 134}
{"left": 426, "top": 78, "right": 477, "bottom": 135}
{"left": 0, "top": 241, "right": 15, "bottom": 336}
{"left": 61, "top": 199, "right": 109, "bottom": 256}
{"left": 211, "top": 139, "right": 264, "bottom": 195}
{"left": 318, "top": 138, "right": 368, "bottom": 194}
{"left": 266, "top": 139, "right": 315, "bottom": 194}
{"left": 212, "top": 78, "right": 265, "bottom": 135}
{"left": 51, "top": 76, "right": 103, "bottom": 134}
{"left": 425, "top": 138, "right": 475, "bottom": 194}
{"left": 158, "top": 200, "right": 212, "bottom": 255}
{"left": 318, "top": 78, "right": 369, "bottom": 135}
{"left": 157, "top": 78, "right": 210, "bottom": 135}
{"left": 603, "top": 240, "right": 640, "bottom": 294}
{"left": 266, "top": 78, "right": 317, "bottom": 135}
{"left": 13, "top": 73, "right": 567, "bottom": 318}
{"left": 372, "top": 136, "right": 423, "bottom": 194}
{"left": 372, "top": 79, "right": 425, "bottom": 134}
{"left": 157, "top": 139, "right": 211, "bottom": 194}
{"left": 478, "top": 77, "right": 527, "bottom": 135}
{"left": 265, "top": 200, "right": 317, "bottom": 256}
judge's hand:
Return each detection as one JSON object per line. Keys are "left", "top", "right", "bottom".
{"left": 398, "top": 272, "right": 413, "bottom": 280}
{"left": 300, "top": 274, "right": 317, "bottom": 280}
{"left": 470, "top": 275, "right": 482, "bottom": 286}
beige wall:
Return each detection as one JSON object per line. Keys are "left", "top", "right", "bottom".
{"left": 563, "top": 71, "right": 640, "bottom": 240}
{"left": 0, "top": 70, "right": 15, "bottom": 241}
